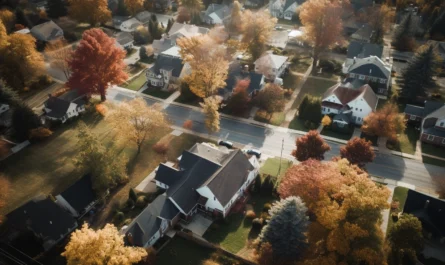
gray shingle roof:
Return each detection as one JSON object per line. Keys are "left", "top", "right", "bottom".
{"left": 188, "top": 143, "right": 229, "bottom": 164}
{"left": 348, "top": 56, "right": 391, "bottom": 79}
{"left": 31, "top": 20, "right": 63, "bottom": 41}
{"left": 223, "top": 62, "right": 264, "bottom": 95}
{"left": 154, "top": 163, "right": 182, "bottom": 187}
{"left": 347, "top": 41, "right": 383, "bottom": 59}
{"left": 115, "top": 32, "right": 134, "bottom": 46}
{"left": 404, "top": 104, "right": 424, "bottom": 117}
{"left": 424, "top": 101, "right": 445, "bottom": 117}
{"left": 351, "top": 24, "right": 373, "bottom": 42}
{"left": 44, "top": 89, "right": 85, "bottom": 119}
{"left": 150, "top": 54, "right": 184, "bottom": 78}
{"left": 136, "top": 11, "right": 152, "bottom": 24}
{"left": 60, "top": 175, "right": 96, "bottom": 214}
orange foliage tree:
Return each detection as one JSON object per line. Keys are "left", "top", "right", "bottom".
{"left": 226, "top": 79, "right": 250, "bottom": 115}
{"left": 300, "top": 0, "right": 344, "bottom": 65}
{"left": 278, "top": 159, "right": 390, "bottom": 265}
{"left": 0, "top": 176, "right": 9, "bottom": 224}
{"left": 340, "top": 137, "right": 375, "bottom": 167}
{"left": 292, "top": 130, "right": 331, "bottom": 161}
{"left": 361, "top": 103, "right": 406, "bottom": 141}
{"left": 67, "top": 29, "right": 128, "bottom": 101}
{"left": 68, "top": 0, "right": 111, "bottom": 25}
{"left": 124, "top": 0, "right": 144, "bottom": 15}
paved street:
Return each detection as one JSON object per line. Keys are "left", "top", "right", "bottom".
{"left": 107, "top": 87, "right": 444, "bottom": 192}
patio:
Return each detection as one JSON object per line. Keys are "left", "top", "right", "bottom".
{"left": 181, "top": 214, "right": 213, "bottom": 237}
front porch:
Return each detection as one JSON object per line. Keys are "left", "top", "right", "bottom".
{"left": 180, "top": 213, "right": 213, "bottom": 237}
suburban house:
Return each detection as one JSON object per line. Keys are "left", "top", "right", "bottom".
{"left": 267, "top": 30, "right": 289, "bottom": 49}
{"left": 112, "top": 16, "right": 131, "bottom": 30}
{"left": 167, "top": 23, "right": 210, "bottom": 42}
{"left": 154, "top": 0, "right": 172, "bottom": 11}
{"left": 4, "top": 196, "right": 78, "bottom": 252}
{"left": 403, "top": 189, "right": 445, "bottom": 243}
{"left": 254, "top": 51, "right": 288, "bottom": 80}
{"left": 152, "top": 37, "right": 176, "bottom": 58}
{"left": 161, "top": 46, "right": 181, "bottom": 58}
{"left": 43, "top": 89, "right": 86, "bottom": 123}
{"left": 322, "top": 82, "right": 378, "bottom": 126}
{"left": 342, "top": 41, "right": 383, "bottom": 73}
{"left": 220, "top": 63, "right": 265, "bottom": 100}
{"left": 269, "top": 0, "right": 304, "bottom": 20}
{"left": 350, "top": 24, "right": 374, "bottom": 43}
{"left": 115, "top": 32, "right": 134, "bottom": 50}
{"left": 0, "top": 103, "right": 12, "bottom": 128}
{"left": 135, "top": 11, "right": 152, "bottom": 24}
{"left": 429, "top": 40, "right": 445, "bottom": 68}
{"left": 201, "top": 4, "right": 231, "bottom": 25}
{"left": 124, "top": 143, "right": 260, "bottom": 247}
{"left": 120, "top": 17, "right": 142, "bottom": 32}
{"left": 30, "top": 20, "right": 64, "bottom": 42}
{"left": 15, "top": 28, "right": 31, "bottom": 35}
{"left": 245, "top": 0, "right": 265, "bottom": 8}
{"left": 146, "top": 54, "right": 186, "bottom": 89}
{"left": 55, "top": 175, "right": 99, "bottom": 218}
{"left": 344, "top": 56, "right": 392, "bottom": 96}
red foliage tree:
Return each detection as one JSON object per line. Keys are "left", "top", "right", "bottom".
{"left": 340, "top": 137, "right": 375, "bottom": 167}
{"left": 291, "top": 130, "right": 331, "bottom": 161}
{"left": 226, "top": 78, "right": 250, "bottom": 115}
{"left": 67, "top": 29, "right": 128, "bottom": 101}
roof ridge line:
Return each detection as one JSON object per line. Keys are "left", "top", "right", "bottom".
{"left": 199, "top": 150, "right": 240, "bottom": 188}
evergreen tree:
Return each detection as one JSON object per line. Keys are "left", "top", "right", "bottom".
{"left": 258, "top": 196, "right": 309, "bottom": 262}
{"left": 166, "top": 18, "right": 173, "bottom": 32}
{"left": 392, "top": 12, "right": 415, "bottom": 51}
{"left": 400, "top": 44, "right": 440, "bottom": 101}
{"left": 139, "top": 45, "right": 148, "bottom": 60}
{"left": 12, "top": 103, "right": 41, "bottom": 141}
{"left": 0, "top": 81, "right": 20, "bottom": 107}
{"left": 46, "top": 0, "right": 68, "bottom": 18}
{"left": 116, "top": 0, "right": 129, "bottom": 16}
{"left": 151, "top": 13, "right": 157, "bottom": 22}
{"left": 429, "top": 12, "right": 445, "bottom": 40}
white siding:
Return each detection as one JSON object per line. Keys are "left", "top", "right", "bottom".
{"left": 321, "top": 107, "right": 340, "bottom": 115}
{"left": 146, "top": 230, "right": 161, "bottom": 247}
{"left": 347, "top": 96, "right": 373, "bottom": 125}
{"left": 155, "top": 180, "right": 169, "bottom": 189}
{"left": 196, "top": 186, "right": 224, "bottom": 212}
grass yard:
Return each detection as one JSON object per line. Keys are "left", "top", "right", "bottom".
{"left": 387, "top": 186, "right": 409, "bottom": 234}
{"left": 422, "top": 156, "right": 445, "bottom": 168}
{"left": 387, "top": 126, "right": 419, "bottom": 155}
{"left": 301, "top": 78, "right": 337, "bottom": 97}
{"left": 289, "top": 58, "right": 312, "bottom": 73}
{"left": 122, "top": 72, "right": 147, "bottom": 91}
{"left": 203, "top": 194, "right": 277, "bottom": 254}
{"left": 288, "top": 117, "right": 310, "bottom": 131}
{"left": 125, "top": 48, "right": 137, "bottom": 58}
{"left": 260, "top": 157, "right": 293, "bottom": 178}
{"left": 422, "top": 143, "right": 445, "bottom": 159}
{"left": 254, "top": 110, "right": 285, "bottom": 126}
{"left": 321, "top": 127, "right": 353, "bottom": 140}
{"left": 142, "top": 88, "right": 173, "bottom": 99}
{"left": 156, "top": 236, "right": 213, "bottom": 265}
{"left": 283, "top": 72, "right": 302, "bottom": 91}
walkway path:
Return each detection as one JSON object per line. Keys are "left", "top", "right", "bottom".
{"left": 380, "top": 184, "right": 395, "bottom": 236}
{"left": 351, "top": 127, "right": 361, "bottom": 139}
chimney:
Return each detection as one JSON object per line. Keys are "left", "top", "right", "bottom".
{"left": 424, "top": 200, "right": 430, "bottom": 209}
{"left": 243, "top": 65, "right": 249, "bottom": 73}
{"left": 127, "top": 233, "right": 134, "bottom": 245}
{"left": 353, "top": 57, "right": 356, "bottom": 64}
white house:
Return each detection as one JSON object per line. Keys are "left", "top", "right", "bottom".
{"left": 322, "top": 83, "right": 378, "bottom": 125}
{"left": 254, "top": 51, "right": 288, "bottom": 80}
{"left": 201, "top": 4, "right": 231, "bottom": 25}
{"left": 269, "top": 0, "right": 304, "bottom": 20}
{"left": 124, "top": 143, "right": 259, "bottom": 247}
{"left": 146, "top": 54, "right": 186, "bottom": 89}
{"left": 43, "top": 89, "right": 86, "bottom": 123}
{"left": 120, "top": 17, "right": 142, "bottom": 32}
{"left": 167, "top": 22, "right": 209, "bottom": 42}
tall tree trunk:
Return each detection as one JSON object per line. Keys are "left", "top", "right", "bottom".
{"left": 137, "top": 143, "right": 142, "bottom": 154}
{"left": 100, "top": 88, "right": 106, "bottom": 101}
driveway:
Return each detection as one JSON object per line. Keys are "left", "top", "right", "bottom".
{"left": 181, "top": 214, "right": 213, "bottom": 236}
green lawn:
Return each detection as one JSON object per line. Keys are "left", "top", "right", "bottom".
{"left": 300, "top": 77, "right": 337, "bottom": 97}
{"left": 156, "top": 236, "right": 213, "bottom": 265}
{"left": 321, "top": 127, "right": 353, "bottom": 140}
{"left": 288, "top": 117, "right": 310, "bottom": 131}
{"left": 142, "top": 88, "right": 173, "bottom": 99}
{"left": 283, "top": 72, "right": 302, "bottom": 91}
{"left": 122, "top": 72, "right": 147, "bottom": 91}
{"left": 260, "top": 157, "right": 293, "bottom": 178}
{"left": 422, "top": 143, "right": 445, "bottom": 159}
{"left": 387, "top": 186, "right": 409, "bottom": 234}
{"left": 203, "top": 194, "right": 277, "bottom": 253}
{"left": 387, "top": 126, "right": 419, "bottom": 155}
{"left": 422, "top": 156, "right": 445, "bottom": 168}
{"left": 289, "top": 58, "right": 312, "bottom": 73}
{"left": 254, "top": 110, "right": 285, "bottom": 126}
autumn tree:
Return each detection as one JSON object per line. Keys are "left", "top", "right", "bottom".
{"left": 0, "top": 33, "right": 45, "bottom": 90}
{"left": 46, "top": 0, "right": 68, "bottom": 18}
{"left": 12, "top": 103, "right": 41, "bottom": 141}
{"left": 176, "top": 7, "right": 191, "bottom": 23}
{"left": 340, "top": 137, "right": 375, "bottom": 167}
{"left": 258, "top": 196, "right": 309, "bottom": 263}
{"left": 321, "top": 115, "right": 331, "bottom": 126}
{"left": 362, "top": 102, "right": 406, "bottom": 140}
{"left": 44, "top": 39, "right": 73, "bottom": 80}
{"left": 300, "top": 0, "right": 343, "bottom": 65}
{"left": 75, "top": 122, "right": 128, "bottom": 195}
{"left": 254, "top": 84, "right": 285, "bottom": 118}
{"left": 0, "top": 80, "right": 20, "bottom": 107}
{"left": 400, "top": 44, "right": 441, "bottom": 101}
{"left": 241, "top": 10, "right": 276, "bottom": 60}
{"left": 200, "top": 96, "right": 221, "bottom": 134}
{"left": 67, "top": 29, "right": 127, "bottom": 101}
{"left": 227, "top": 1, "right": 243, "bottom": 34}
{"left": 387, "top": 214, "right": 424, "bottom": 265}
{"left": 278, "top": 159, "right": 390, "bottom": 265}
{"left": 179, "top": 0, "right": 203, "bottom": 20}
{"left": 62, "top": 223, "right": 147, "bottom": 265}
{"left": 362, "top": 5, "right": 395, "bottom": 44}
{"left": 125, "top": 0, "right": 144, "bottom": 15}
{"left": 0, "top": 21, "right": 7, "bottom": 46}
{"left": 68, "top": 0, "right": 111, "bottom": 25}
{"left": 226, "top": 79, "right": 250, "bottom": 115}
{"left": 292, "top": 130, "right": 330, "bottom": 161}
{"left": 106, "top": 98, "right": 169, "bottom": 154}
{"left": 392, "top": 12, "right": 415, "bottom": 51}
{"left": 0, "top": 176, "right": 9, "bottom": 224}
{"left": 178, "top": 35, "right": 229, "bottom": 98}
{"left": 0, "top": 8, "right": 15, "bottom": 33}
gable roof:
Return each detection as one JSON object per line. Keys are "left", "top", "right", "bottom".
{"left": 351, "top": 24, "right": 373, "bottom": 42}
{"left": 403, "top": 189, "right": 445, "bottom": 237}
{"left": 150, "top": 54, "right": 184, "bottom": 78}
{"left": 333, "top": 111, "right": 352, "bottom": 124}
{"left": 323, "top": 83, "right": 377, "bottom": 109}
{"left": 424, "top": 101, "right": 445, "bottom": 117}
{"left": 347, "top": 41, "right": 383, "bottom": 59}
{"left": 44, "top": 89, "right": 86, "bottom": 119}
{"left": 255, "top": 51, "right": 288, "bottom": 69}
{"left": 136, "top": 11, "right": 152, "bottom": 23}
{"left": 224, "top": 62, "right": 264, "bottom": 95}
{"left": 31, "top": 20, "right": 63, "bottom": 41}
{"left": 152, "top": 37, "right": 176, "bottom": 54}
{"left": 154, "top": 163, "right": 182, "bottom": 187}
{"left": 168, "top": 23, "right": 209, "bottom": 40}
{"left": 121, "top": 18, "right": 142, "bottom": 31}
{"left": 59, "top": 175, "right": 96, "bottom": 214}
{"left": 115, "top": 32, "right": 134, "bottom": 46}
{"left": 161, "top": 45, "right": 181, "bottom": 57}
{"left": 284, "top": 0, "right": 302, "bottom": 12}
{"left": 202, "top": 4, "right": 230, "bottom": 23}
{"left": 347, "top": 56, "right": 391, "bottom": 79}
{"left": 404, "top": 104, "right": 424, "bottom": 117}
{"left": 6, "top": 197, "right": 77, "bottom": 245}
{"left": 188, "top": 143, "right": 230, "bottom": 164}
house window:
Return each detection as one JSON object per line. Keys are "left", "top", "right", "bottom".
{"left": 440, "top": 122, "right": 444, "bottom": 127}
{"left": 357, "top": 117, "right": 361, "bottom": 121}
{"left": 359, "top": 75, "right": 365, "bottom": 80}
{"left": 322, "top": 107, "right": 326, "bottom": 111}
{"left": 338, "top": 123, "right": 345, "bottom": 128}
{"left": 214, "top": 196, "right": 216, "bottom": 200}
{"left": 427, "top": 135, "right": 434, "bottom": 141}
{"left": 380, "top": 79, "right": 386, "bottom": 84}
{"left": 410, "top": 115, "right": 416, "bottom": 121}
{"left": 360, "top": 109, "right": 362, "bottom": 112}
{"left": 378, "top": 88, "right": 385, "bottom": 93}
{"left": 442, "top": 138, "right": 445, "bottom": 144}
{"left": 355, "top": 108, "right": 358, "bottom": 111}
{"left": 327, "top": 108, "right": 330, "bottom": 112}
{"left": 349, "top": 73, "right": 356, "bottom": 78}
{"left": 371, "top": 77, "right": 378, "bottom": 82}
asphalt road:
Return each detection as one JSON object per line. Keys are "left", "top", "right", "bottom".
{"left": 107, "top": 87, "right": 444, "bottom": 192}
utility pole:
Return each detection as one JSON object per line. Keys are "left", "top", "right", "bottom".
{"left": 277, "top": 138, "right": 284, "bottom": 178}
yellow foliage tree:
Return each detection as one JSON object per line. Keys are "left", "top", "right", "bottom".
{"left": 124, "top": 0, "right": 144, "bottom": 15}
{"left": 105, "top": 98, "right": 169, "bottom": 154}
{"left": 0, "top": 8, "right": 15, "bottom": 33}
{"left": 241, "top": 10, "right": 276, "bottom": 60}
{"left": 321, "top": 115, "right": 331, "bottom": 126}
{"left": 0, "top": 176, "right": 9, "bottom": 224}
{"left": 44, "top": 39, "right": 73, "bottom": 80}
{"left": 68, "top": 0, "right": 111, "bottom": 25}
{"left": 0, "top": 21, "right": 7, "bottom": 46}
{"left": 177, "top": 35, "right": 229, "bottom": 98}
{"left": 62, "top": 223, "right": 147, "bottom": 265}
{"left": 200, "top": 96, "right": 221, "bottom": 134}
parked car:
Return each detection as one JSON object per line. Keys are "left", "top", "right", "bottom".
{"left": 218, "top": 140, "right": 233, "bottom": 149}
{"left": 242, "top": 148, "right": 261, "bottom": 158}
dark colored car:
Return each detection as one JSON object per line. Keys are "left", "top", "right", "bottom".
{"left": 218, "top": 140, "right": 233, "bottom": 149}
{"left": 243, "top": 149, "right": 261, "bottom": 158}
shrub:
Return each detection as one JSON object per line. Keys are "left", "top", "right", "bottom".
{"left": 29, "top": 127, "right": 53, "bottom": 140}
{"left": 283, "top": 89, "right": 293, "bottom": 98}
{"left": 391, "top": 200, "right": 400, "bottom": 211}
{"left": 261, "top": 212, "right": 270, "bottom": 220}
{"left": 153, "top": 142, "right": 169, "bottom": 155}
{"left": 263, "top": 203, "right": 272, "bottom": 212}
{"left": 252, "top": 218, "right": 264, "bottom": 230}
{"left": 261, "top": 175, "right": 275, "bottom": 195}
{"left": 299, "top": 95, "right": 322, "bottom": 123}
{"left": 136, "top": 196, "right": 147, "bottom": 208}
{"left": 126, "top": 198, "right": 135, "bottom": 209}
{"left": 246, "top": 210, "right": 256, "bottom": 219}
{"left": 183, "top": 119, "right": 193, "bottom": 130}
{"left": 129, "top": 188, "right": 138, "bottom": 201}
{"left": 391, "top": 212, "right": 399, "bottom": 222}
{"left": 114, "top": 211, "right": 124, "bottom": 221}
{"left": 95, "top": 104, "right": 108, "bottom": 116}
{"left": 251, "top": 175, "right": 262, "bottom": 194}
{"left": 123, "top": 218, "right": 132, "bottom": 225}
{"left": 210, "top": 223, "right": 220, "bottom": 230}
{"left": 304, "top": 120, "right": 318, "bottom": 130}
